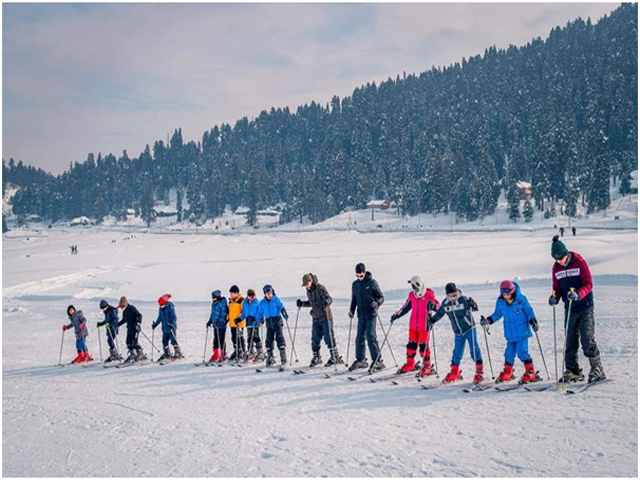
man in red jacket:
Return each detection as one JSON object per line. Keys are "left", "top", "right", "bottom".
{"left": 549, "top": 235, "right": 605, "bottom": 383}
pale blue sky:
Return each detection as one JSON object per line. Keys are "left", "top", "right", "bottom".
{"left": 3, "top": 3, "right": 618, "bottom": 173}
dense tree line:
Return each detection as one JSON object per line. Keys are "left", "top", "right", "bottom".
{"left": 3, "top": 4, "right": 637, "bottom": 225}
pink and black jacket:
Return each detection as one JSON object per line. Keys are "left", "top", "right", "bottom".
{"left": 393, "top": 289, "right": 440, "bottom": 332}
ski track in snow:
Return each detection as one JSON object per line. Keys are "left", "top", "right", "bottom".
{"left": 2, "top": 228, "right": 637, "bottom": 476}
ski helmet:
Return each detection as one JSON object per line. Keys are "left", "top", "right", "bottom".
{"left": 158, "top": 294, "right": 171, "bottom": 306}
{"left": 263, "top": 284, "right": 274, "bottom": 295}
{"left": 211, "top": 290, "right": 221, "bottom": 299}
{"left": 499, "top": 280, "right": 516, "bottom": 295}
{"left": 99, "top": 299, "right": 109, "bottom": 309}
{"left": 229, "top": 285, "right": 240, "bottom": 294}
{"left": 408, "top": 275, "right": 426, "bottom": 298}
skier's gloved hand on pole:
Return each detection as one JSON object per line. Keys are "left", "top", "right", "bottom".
{"left": 390, "top": 313, "right": 399, "bottom": 324}
{"left": 79, "top": 323, "right": 85, "bottom": 330}
{"left": 548, "top": 292, "right": 559, "bottom": 306}
{"left": 281, "top": 308, "right": 289, "bottom": 320}
{"left": 206, "top": 320, "right": 212, "bottom": 328}
{"left": 348, "top": 311, "right": 354, "bottom": 320}
{"left": 468, "top": 297, "right": 479, "bottom": 312}
{"left": 96, "top": 322, "right": 101, "bottom": 328}
{"left": 480, "top": 315, "right": 493, "bottom": 327}
{"left": 567, "top": 290, "right": 579, "bottom": 302}
{"left": 151, "top": 321, "right": 158, "bottom": 330}
{"left": 135, "top": 323, "right": 141, "bottom": 332}
{"left": 62, "top": 325, "right": 69, "bottom": 331}
{"left": 529, "top": 318, "right": 539, "bottom": 332}
{"left": 371, "top": 302, "right": 378, "bottom": 312}
{"left": 296, "top": 299, "right": 303, "bottom": 308}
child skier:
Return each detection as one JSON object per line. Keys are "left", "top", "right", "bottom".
{"left": 241, "top": 289, "right": 264, "bottom": 362}
{"left": 390, "top": 276, "right": 440, "bottom": 377}
{"left": 480, "top": 280, "right": 541, "bottom": 384}
{"left": 429, "top": 283, "right": 484, "bottom": 384}
{"left": 97, "top": 299, "right": 123, "bottom": 363}
{"left": 257, "top": 285, "right": 289, "bottom": 367}
{"left": 63, "top": 305, "right": 93, "bottom": 363}
{"left": 227, "top": 285, "right": 246, "bottom": 361}
{"left": 151, "top": 294, "right": 183, "bottom": 361}
{"left": 117, "top": 296, "right": 146, "bottom": 363}
{"left": 206, "top": 290, "right": 228, "bottom": 363}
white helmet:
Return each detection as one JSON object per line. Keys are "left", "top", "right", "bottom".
{"left": 408, "top": 275, "right": 426, "bottom": 298}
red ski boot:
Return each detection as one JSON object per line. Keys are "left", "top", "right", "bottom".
{"left": 71, "top": 351, "right": 84, "bottom": 364}
{"left": 496, "top": 363, "right": 515, "bottom": 383}
{"left": 209, "top": 348, "right": 220, "bottom": 363}
{"left": 443, "top": 364, "right": 463, "bottom": 384}
{"left": 519, "top": 361, "right": 542, "bottom": 384}
{"left": 398, "top": 355, "right": 416, "bottom": 374}
{"left": 83, "top": 351, "right": 93, "bottom": 362}
{"left": 219, "top": 350, "right": 228, "bottom": 362}
{"left": 418, "top": 358, "right": 434, "bottom": 377}
{"left": 473, "top": 362, "right": 484, "bottom": 384}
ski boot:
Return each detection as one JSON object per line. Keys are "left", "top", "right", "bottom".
{"left": 309, "top": 351, "right": 323, "bottom": 368}
{"left": 228, "top": 350, "right": 238, "bottom": 362}
{"left": 219, "top": 349, "right": 229, "bottom": 362}
{"left": 254, "top": 347, "right": 265, "bottom": 363}
{"left": 473, "top": 362, "right": 484, "bottom": 385}
{"left": 496, "top": 363, "right": 515, "bottom": 383}
{"left": 443, "top": 364, "right": 463, "bottom": 384}
{"left": 135, "top": 347, "right": 148, "bottom": 361}
{"left": 519, "top": 360, "right": 542, "bottom": 384}
{"left": 348, "top": 359, "right": 368, "bottom": 371}
{"left": 279, "top": 348, "right": 287, "bottom": 366}
{"left": 418, "top": 358, "right": 434, "bottom": 378}
{"left": 209, "top": 348, "right": 220, "bottom": 363}
{"left": 172, "top": 345, "right": 184, "bottom": 359}
{"left": 83, "top": 351, "right": 93, "bottom": 362}
{"left": 588, "top": 357, "right": 606, "bottom": 384}
{"left": 560, "top": 367, "right": 584, "bottom": 383}
{"left": 104, "top": 349, "right": 118, "bottom": 363}
{"left": 70, "top": 351, "right": 84, "bottom": 364}
{"left": 371, "top": 359, "right": 386, "bottom": 372}
{"left": 123, "top": 348, "right": 137, "bottom": 364}
{"left": 398, "top": 356, "right": 416, "bottom": 374}
{"left": 265, "top": 350, "right": 276, "bottom": 368}
{"left": 157, "top": 347, "right": 172, "bottom": 362}
{"left": 325, "top": 348, "right": 344, "bottom": 367}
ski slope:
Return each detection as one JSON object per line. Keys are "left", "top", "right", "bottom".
{"left": 2, "top": 228, "right": 638, "bottom": 476}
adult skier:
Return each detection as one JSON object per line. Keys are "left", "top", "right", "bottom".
{"left": 549, "top": 235, "right": 605, "bottom": 383}
{"left": 348, "top": 263, "right": 385, "bottom": 372}
{"left": 257, "top": 285, "right": 288, "bottom": 367}
{"left": 240, "top": 289, "right": 264, "bottom": 362}
{"left": 227, "top": 285, "right": 247, "bottom": 361}
{"left": 390, "top": 276, "right": 440, "bottom": 377}
{"left": 117, "top": 296, "right": 146, "bottom": 363}
{"left": 480, "top": 280, "right": 541, "bottom": 384}
{"left": 429, "top": 283, "right": 484, "bottom": 384}
{"left": 63, "top": 305, "right": 93, "bottom": 363}
{"left": 97, "top": 299, "right": 123, "bottom": 363}
{"left": 206, "top": 290, "right": 228, "bottom": 363}
{"left": 151, "top": 294, "right": 183, "bottom": 361}
{"left": 297, "top": 273, "right": 343, "bottom": 368}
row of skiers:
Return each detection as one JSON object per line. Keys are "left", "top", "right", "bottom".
{"left": 62, "top": 235, "right": 606, "bottom": 385}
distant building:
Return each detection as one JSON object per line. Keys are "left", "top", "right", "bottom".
{"left": 515, "top": 181, "right": 532, "bottom": 200}
{"left": 366, "top": 200, "right": 390, "bottom": 210}
{"left": 235, "top": 206, "right": 250, "bottom": 216}
{"left": 154, "top": 205, "right": 177, "bottom": 217}
{"left": 70, "top": 216, "right": 91, "bottom": 226}
{"left": 257, "top": 209, "right": 279, "bottom": 217}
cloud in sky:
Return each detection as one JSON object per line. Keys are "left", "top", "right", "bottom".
{"left": 2, "top": 3, "right": 618, "bottom": 173}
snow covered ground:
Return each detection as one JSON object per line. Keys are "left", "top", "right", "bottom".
{"left": 2, "top": 227, "right": 638, "bottom": 476}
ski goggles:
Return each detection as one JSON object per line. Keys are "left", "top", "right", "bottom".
{"left": 500, "top": 288, "right": 514, "bottom": 294}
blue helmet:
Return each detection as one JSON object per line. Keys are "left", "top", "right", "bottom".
{"left": 263, "top": 284, "right": 274, "bottom": 295}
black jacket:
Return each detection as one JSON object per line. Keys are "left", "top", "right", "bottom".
{"left": 301, "top": 274, "right": 333, "bottom": 323}
{"left": 118, "top": 304, "right": 143, "bottom": 330}
{"left": 349, "top": 271, "right": 384, "bottom": 320}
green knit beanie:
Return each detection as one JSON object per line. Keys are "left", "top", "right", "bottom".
{"left": 551, "top": 235, "right": 568, "bottom": 259}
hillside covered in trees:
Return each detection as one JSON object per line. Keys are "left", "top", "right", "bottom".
{"left": 3, "top": 3, "right": 637, "bottom": 226}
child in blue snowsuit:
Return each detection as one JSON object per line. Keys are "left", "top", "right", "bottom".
{"left": 241, "top": 288, "right": 264, "bottom": 362}
{"left": 152, "top": 294, "right": 183, "bottom": 360}
{"left": 480, "top": 280, "right": 541, "bottom": 384}
{"left": 206, "top": 290, "right": 228, "bottom": 363}
{"left": 257, "top": 285, "right": 289, "bottom": 367}
{"left": 63, "top": 305, "right": 93, "bottom": 363}
{"left": 97, "top": 299, "right": 123, "bottom": 363}
{"left": 429, "top": 283, "right": 484, "bottom": 384}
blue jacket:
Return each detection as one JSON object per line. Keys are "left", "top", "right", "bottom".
{"left": 101, "top": 306, "right": 120, "bottom": 335}
{"left": 241, "top": 298, "right": 261, "bottom": 328}
{"left": 209, "top": 298, "right": 228, "bottom": 328}
{"left": 431, "top": 290, "right": 476, "bottom": 335}
{"left": 488, "top": 282, "right": 535, "bottom": 342}
{"left": 154, "top": 301, "right": 177, "bottom": 334}
{"left": 257, "top": 294, "right": 288, "bottom": 321}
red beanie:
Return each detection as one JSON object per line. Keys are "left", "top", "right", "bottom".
{"left": 158, "top": 294, "right": 171, "bottom": 306}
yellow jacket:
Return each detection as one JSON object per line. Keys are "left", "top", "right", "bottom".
{"left": 228, "top": 294, "right": 245, "bottom": 327}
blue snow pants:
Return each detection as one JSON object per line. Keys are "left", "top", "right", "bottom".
{"left": 504, "top": 339, "right": 531, "bottom": 365}
{"left": 451, "top": 328, "right": 483, "bottom": 366}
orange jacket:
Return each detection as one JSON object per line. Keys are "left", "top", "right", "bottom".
{"left": 228, "top": 294, "right": 245, "bottom": 327}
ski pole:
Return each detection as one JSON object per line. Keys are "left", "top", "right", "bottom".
{"left": 482, "top": 325, "right": 495, "bottom": 380}
{"left": 553, "top": 304, "right": 558, "bottom": 387}
{"left": 345, "top": 313, "right": 354, "bottom": 366}
{"left": 431, "top": 326, "right": 439, "bottom": 380}
{"left": 283, "top": 315, "right": 299, "bottom": 363}
{"left": 247, "top": 324, "right": 256, "bottom": 361}
{"left": 151, "top": 328, "right": 155, "bottom": 362}
{"left": 201, "top": 326, "right": 210, "bottom": 364}
{"left": 534, "top": 330, "right": 550, "bottom": 380}
{"left": 140, "top": 329, "right": 161, "bottom": 353}
{"left": 325, "top": 317, "right": 339, "bottom": 372}
{"left": 368, "top": 320, "right": 395, "bottom": 374}
{"left": 560, "top": 291, "right": 574, "bottom": 391}
{"left": 376, "top": 313, "right": 398, "bottom": 367}
{"left": 289, "top": 307, "right": 301, "bottom": 366}
{"left": 58, "top": 329, "right": 66, "bottom": 366}
{"left": 97, "top": 325, "right": 103, "bottom": 362}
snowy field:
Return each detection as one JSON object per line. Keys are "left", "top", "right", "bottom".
{"left": 2, "top": 227, "right": 638, "bottom": 477}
